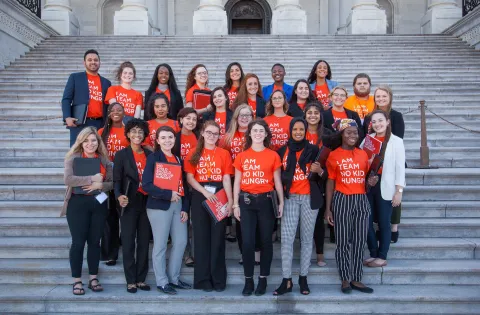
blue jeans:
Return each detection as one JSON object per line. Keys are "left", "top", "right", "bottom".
{"left": 367, "top": 174, "right": 393, "bottom": 260}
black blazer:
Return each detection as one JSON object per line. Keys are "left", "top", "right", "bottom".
{"left": 277, "top": 144, "right": 328, "bottom": 210}
{"left": 61, "top": 71, "right": 111, "bottom": 120}
{"left": 113, "top": 146, "right": 152, "bottom": 201}
{"left": 173, "top": 131, "right": 199, "bottom": 158}
{"left": 363, "top": 109, "right": 405, "bottom": 139}
{"left": 144, "top": 88, "right": 184, "bottom": 121}
{"left": 202, "top": 109, "right": 233, "bottom": 126}
{"left": 322, "top": 108, "right": 364, "bottom": 140}
{"left": 255, "top": 95, "right": 267, "bottom": 118}
{"left": 287, "top": 102, "right": 305, "bottom": 118}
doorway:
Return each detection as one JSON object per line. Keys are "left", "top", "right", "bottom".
{"left": 226, "top": 0, "right": 272, "bottom": 35}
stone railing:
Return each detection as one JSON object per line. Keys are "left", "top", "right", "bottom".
{"left": 462, "top": 0, "right": 480, "bottom": 16}
{"left": 0, "top": 0, "right": 58, "bottom": 69}
{"left": 16, "top": 0, "right": 41, "bottom": 18}
{"left": 443, "top": 4, "right": 480, "bottom": 49}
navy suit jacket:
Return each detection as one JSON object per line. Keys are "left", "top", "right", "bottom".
{"left": 61, "top": 71, "right": 111, "bottom": 120}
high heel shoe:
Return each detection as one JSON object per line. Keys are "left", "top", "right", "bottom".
{"left": 254, "top": 277, "right": 267, "bottom": 296}
{"left": 242, "top": 277, "right": 254, "bottom": 296}
{"left": 273, "top": 278, "right": 292, "bottom": 296}
{"left": 298, "top": 276, "right": 310, "bottom": 295}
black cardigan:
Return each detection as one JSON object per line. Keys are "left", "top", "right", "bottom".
{"left": 363, "top": 108, "right": 405, "bottom": 139}
{"left": 287, "top": 102, "right": 306, "bottom": 118}
{"left": 322, "top": 108, "right": 364, "bottom": 140}
{"left": 277, "top": 144, "right": 328, "bottom": 210}
{"left": 173, "top": 131, "right": 199, "bottom": 158}
{"left": 202, "top": 108, "right": 234, "bottom": 127}
{"left": 144, "top": 88, "right": 184, "bottom": 121}
{"left": 254, "top": 95, "right": 267, "bottom": 118}
{"left": 113, "top": 146, "right": 153, "bottom": 201}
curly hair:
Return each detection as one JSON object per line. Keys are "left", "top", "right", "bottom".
{"left": 185, "top": 64, "right": 208, "bottom": 97}
{"left": 115, "top": 61, "right": 136, "bottom": 83}
{"left": 124, "top": 118, "right": 149, "bottom": 143}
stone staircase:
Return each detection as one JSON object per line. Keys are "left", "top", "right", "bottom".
{"left": 0, "top": 35, "right": 480, "bottom": 314}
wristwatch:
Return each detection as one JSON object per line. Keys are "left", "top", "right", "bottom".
{"left": 397, "top": 188, "right": 404, "bottom": 193}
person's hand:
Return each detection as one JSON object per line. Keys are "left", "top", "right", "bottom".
{"left": 392, "top": 191, "right": 403, "bottom": 207}
{"left": 325, "top": 209, "right": 334, "bottom": 226}
{"left": 367, "top": 175, "right": 379, "bottom": 187}
{"left": 180, "top": 211, "right": 188, "bottom": 223}
{"left": 171, "top": 191, "right": 181, "bottom": 202}
{"left": 118, "top": 195, "right": 128, "bottom": 208}
{"left": 227, "top": 202, "right": 233, "bottom": 217}
{"left": 203, "top": 191, "right": 217, "bottom": 203}
{"left": 234, "top": 206, "right": 241, "bottom": 221}
{"left": 277, "top": 203, "right": 284, "bottom": 218}
{"left": 310, "top": 162, "right": 324, "bottom": 176}
{"left": 91, "top": 173, "right": 103, "bottom": 183}
{"left": 206, "top": 104, "right": 213, "bottom": 112}
{"left": 82, "top": 182, "right": 103, "bottom": 193}
{"left": 65, "top": 117, "right": 78, "bottom": 127}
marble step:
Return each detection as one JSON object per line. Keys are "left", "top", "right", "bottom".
{"left": 0, "top": 237, "right": 477, "bottom": 260}
{"left": 1, "top": 283, "right": 479, "bottom": 314}
{"left": 0, "top": 258, "right": 479, "bottom": 286}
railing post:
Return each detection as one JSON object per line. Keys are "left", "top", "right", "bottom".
{"left": 419, "top": 100, "right": 430, "bottom": 167}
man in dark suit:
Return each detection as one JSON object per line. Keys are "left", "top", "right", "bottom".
{"left": 62, "top": 49, "right": 111, "bottom": 146}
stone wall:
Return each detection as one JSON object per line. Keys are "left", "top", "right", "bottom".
{"left": 0, "top": 0, "right": 58, "bottom": 69}
{"left": 443, "top": 5, "right": 480, "bottom": 49}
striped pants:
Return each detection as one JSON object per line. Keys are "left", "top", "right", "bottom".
{"left": 332, "top": 191, "right": 371, "bottom": 282}
{"left": 281, "top": 194, "right": 319, "bottom": 278}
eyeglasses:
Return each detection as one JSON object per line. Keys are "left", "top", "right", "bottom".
{"left": 196, "top": 71, "right": 208, "bottom": 77}
{"left": 333, "top": 93, "right": 347, "bottom": 98}
{"left": 239, "top": 114, "right": 252, "bottom": 119}
{"left": 272, "top": 97, "right": 284, "bottom": 101}
{"left": 204, "top": 130, "right": 220, "bottom": 137}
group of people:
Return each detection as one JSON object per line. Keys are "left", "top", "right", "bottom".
{"left": 61, "top": 49, "right": 406, "bottom": 297}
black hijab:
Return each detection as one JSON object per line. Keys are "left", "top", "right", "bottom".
{"left": 282, "top": 117, "right": 315, "bottom": 198}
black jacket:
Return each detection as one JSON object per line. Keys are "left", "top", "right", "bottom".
{"left": 322, "top": 107, "right": 364, "bottom": 140}
{"left": 254, "top": 95, "right": 267, "bottom": 118}
{"left": 144, "top": 88, "right": 184, "bottom": 121}
{"left": 202, "top": 109, "right": 234, "bottom": 127}
{"left": 277, "top": 144, "right": 328, "bottom": 210}
{"left": 363, "top": 108, "right": 405, "bottom": 139}
{"left": 113, "top": 146, "right": 152, "bottom": 201}
{"left": 287, "top": 102, "right": 305, "bottom": 118}
{"left": 173, "top": 131, "right": 199, "bottom": 158}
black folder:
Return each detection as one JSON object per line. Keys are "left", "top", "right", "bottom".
{"left": 268, "top": 190, "right": 280, "bottom": 218}
{"left": 67, "top": 104, "right": 88, "bottom": 127}
{"left": 72, "top": 157, "right": 101, "bottom": 194}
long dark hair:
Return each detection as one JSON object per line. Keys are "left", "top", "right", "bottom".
{"left": 189, "top": 120, "right": 220, "bottom": 166}
{"left": 244, "top": 119, "right": 272, "bottom": 151}
{"left": 210, "top": 86, "right": 230, "bottom": 115}
{"left": 304, "top": 102, "right": 324, "bottom": 146}
{"left": 146, "top": 64, "right": 180, "bottom": 98}
{"left": 290, "top": 79, "right": 316, "bottom": 104}
{"left": 224, "top": 62, "right": 245, "bottom": 90}
{"left": 100, "top": 102, "right": 124, "bottom": 145}
{"left": 148, "top": 93, "right": 170, "bottom": 120}
{"left": 369, "top": 109, "right": 392, "bottom": 160}
{"left": 307, "top": 60, "right": 332, "bottom": 83}
{"left": 232, "top": 73, "right": 263, "bottom": 111}
{"left": 153, "top": 126, "right": 176, "bottom": 152}
{"left": 177, "top": 107, "right": 201, "bottom": 136}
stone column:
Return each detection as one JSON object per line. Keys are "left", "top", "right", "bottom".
{"left": 192, "top": 0, "right": 228, "bottom": 35}
{"left": 337, "top": 0, "right": 352, "bottom": 34}
{"left": 346, "top": 0, "right": 387, "bottom": 34}
{"left": 421, "top": 0, "right": 462, "bottom": 34}
{"left": 42, "top": 0, "right": 79, "bottom": 35}
{"left": 114, "top": 0, "right": 153, "bottom": 35}
{"left": 271, "top": 0, "right": 307, "bottom": 34}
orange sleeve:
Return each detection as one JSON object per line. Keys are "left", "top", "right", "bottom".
{"left": 105, "top": 86, "right": 117, "bottom": 104}
{"left": 183, "top": 151, "right": 196, "bottom": 175}
{"left": 98, "top": 128, "right": 104, "bottom": 136}
{"left": 137, "top": 91, "right": 144, "bottom": 109}
{"left": 233, "top": 152, "right": 243, "bottom": 171}
{"left": 185, "top": 87, "right": 194, "bottom": 103}
{"left": 343, "top": 96, "right": 353, "bottom": 111}
{"left": 326, "top": 154, "right": 337, "bottom": 180}
{"left": 272, "top": 152, "right": 282, "bottom": 170}
{"left": 222, "top": 150, "right": 234, "bottom": 175}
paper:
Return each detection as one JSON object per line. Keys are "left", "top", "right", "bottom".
{"left": 204, "top": 185, "right": 217, "bottom": 194}
{"left": 96, "top": 192, "right": 108, "bottom": 204}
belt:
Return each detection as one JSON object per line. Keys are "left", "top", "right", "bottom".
{"left": 86, "top": 117, "right": 103, "bottom": 120}
{"left": 240, "top": 191, "right": 271, "bottom": 198}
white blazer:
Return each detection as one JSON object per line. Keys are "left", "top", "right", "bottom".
{"left": 361, "top": 133, "right": 406, "bottom": 200}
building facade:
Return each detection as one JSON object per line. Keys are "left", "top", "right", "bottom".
{"left": 39, "top": 0, "right": 464, "bottom": 36}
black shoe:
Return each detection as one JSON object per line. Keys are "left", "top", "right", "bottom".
{"left": 127, "top": 284, "right": 137, "bottom": 293}
{"left": 391, "top": 231, "right": 399, "bottom": 243}
{"left": 105, "top": 260, "right": 117, "bottom": 266}
{"left": 298, "top": 276, "right": 310, "bottom": 295}
{"left": 242, "top": 277, "right": 254, "bottom": 296}
{"left": 157, "top": 284, "right": 177, "bottom": 295}
{"left": 341, "top": 284, "right": 352, "bottom": 294}
{"left": 350, "top": 282, "right": 374, "bottom": 294}
{"left": 136, "top": 282, "right": 151, "bottom": 291}
{"left": 273, "top": 278, "right": 292, "bottom": 296}
{"left": 214, "top": 285, "right": 226, "bottom": 292}
{"left": 170, "top": 279, "right": 192, "bottom": 290}
{"left": 255, "top": 277, "right": 267, "bottom": 296}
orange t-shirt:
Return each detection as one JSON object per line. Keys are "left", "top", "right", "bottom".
{"left": 81, "top": 152, "right": 106, "bottom": 180}
{"left": 315, "top": 83, "right": 330, "bottom": 108}
{"left": 374, "top": 135, "right": 385, "bottom": 175}
{"left": 184, "top": 147, "right": 233, "bottom": 183}
{"left": 132, "top": 150, "right": 147, "bottom": 195}
{"left": 306, "top": 131, "right": 323, "bottom": 147}
{"left": 86, "top": 74, "right": 104, "bottom": 118}
{"left": 221, "top": 131, "right": 245, "bottom": 161}
{"left": 297, "top": 101, "right": 306, "bottom": 111}
{"left": 331, "top": 108, "right": 348, "bottom": 128}
{"left": 282, "top": 148, "right": 311, "bottom": 195}
{"left": 264, "top": 115, "right": 293, "bottom": 151}
{"left": 185, "top": 83, "right": 210, "bottom": 104}
{"left": 233, "top": 148, "right": 282, "bottom": 194}
{"left": 105, "top": 85, "right": 143, "bottom": 117}
{"left": 180, "top": 133, "right": 197, "bottom": 161}
{"left": 247, "top": 98, "right": 257, "bottom": 118}
{"left": 165, "top": 154, "right": 184, "bottom": 196}
{"left": 155, "top": 87, "right": 171, "bottom": 101}
{"left": 344, "top": 95, "right": 375, "bottom": 120}
{"left": 227, "top": 86, "right": 238, "bottom": 107}
{"left": 145, "top": 119, "right": 180, "bottom": 147}
{"left": 273, "top": 84, "right": 283, "bottom": 92}
{"left": 98, "top": 127, "right": 129, "bottom": 161}
{"left": 215, "top": 111, "right": 227, "bottom": 137}
{"left": 326, "top": 147, "right": 369, "bottom": 195}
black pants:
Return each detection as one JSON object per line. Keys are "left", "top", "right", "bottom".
{"left": 66, "top": 194, "right": 108, "bottom": 278}
{"left": 239, "top": 191, "right": 275, "bottom": 278}
{"left": 68, "top": 118, "right": 103, "bottom": 147}
{"left": 313, "top": 203, "right": 326, "bottom": 254}
{"left": 236, "top": 218, "right": 261, "bottom": 254}
{"left": 191, "top": 189, "right": 227, "bottom": 290}
{"left": 101, "top": 191, "right": 120, "bottom": 261}
{"left": 120, "top": 192, "right": 150, "bottom": 284}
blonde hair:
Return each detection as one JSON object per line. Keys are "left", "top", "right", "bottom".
{"left": 224, "top": 104, "right": 253, "bottom": 146}
{"left": 265, "top": 89, "right": 289, "bottom": 116}
{"left": 328, "top": 86, "right": 349, "bottom": 98}
{"left": 374, "top": 85, "right": 393, "bottom": 113}
{"left": 66, "top": 127, "right": 109, "bottom": 160}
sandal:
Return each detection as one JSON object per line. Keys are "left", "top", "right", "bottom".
{"left": 299, "top": 276, "right": 310, "bottom": 295}
{"left": 363, "top": 257, "right": 376, "bottom": 266}
{"left": 184, "top": 257, "right": 194, "bottom": 268}
{"left": 88, "top": 278, "right": 104, "bottom": 292}
{"left": 273, "top": 278, "right": 292, "bottom": 296}
{"left": 127, "top": 283, "right": 137, "bottom": 294}
{"left": 367, "top": 258, "right": 388, "bottom": 268}
{"left": 72, "top": 281, "right": 85, "bottom": 296}
{"left": 136, "top": 282, "right": 151, "bottom": 291}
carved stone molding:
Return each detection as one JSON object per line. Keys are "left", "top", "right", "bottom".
{"left": 443, "top": 5, "right": 480, "bottom": 49}
{"left": 0, "top": 10, "right": 43, "bottom": 47}
{"left": 232, "top": 3, "right": 263, "bottom": 19}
